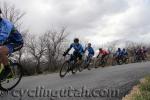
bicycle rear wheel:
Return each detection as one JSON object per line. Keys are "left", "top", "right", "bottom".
{"left": 60, "top": 61, "right": 69, "bottom": 78}
{"left": 0, "top": 63, "right": 23, "bottom": 91}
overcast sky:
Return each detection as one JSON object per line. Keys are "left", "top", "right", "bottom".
{"left": 1, "top": 0, "right": 150, "bottom": 46}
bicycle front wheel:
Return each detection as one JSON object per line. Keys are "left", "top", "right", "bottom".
{"left": 59, "top": 61, "right": 69, "bottom": 78}
{"left": 95, "top": 59, "right": 101, "bottom": 68}
{"left": 0, "top": 63, "right": 23, "bottom": 91}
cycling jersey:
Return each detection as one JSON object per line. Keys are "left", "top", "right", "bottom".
{"left": 0, "top": 19, "right": 23, "bottom": 44}
{"left": 115, "top": 50, "right": 122, "bottom": 56}
{"left": 0, "top": 19, "right": 23, "bottom": 53}
{"left": 142, "top": 48, "right": 147, "bottom": 53}
{"left": 121, "top": 50, "right": 128, "bottom": 56}
{"left": 86, "top": 47, "right": 94, "bottom": 55}
{"left": 69, "top": 43, "right": 84, "bottom": 54}
{"left": 99, "top": 50, "right": 109, "bottom": 55}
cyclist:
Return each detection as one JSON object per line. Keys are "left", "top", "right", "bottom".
{"left": 115, "top": 48, "right": 122, "bottom": 57}
{"left": 136, "top": 47, "right": 143, "bottom": 61}
{"left": 121, "top": 48, "right": 128, "bottom": 62}
{"left": 122, "top": 48, "right": 128, "bottom": 57}
{"left": 84, "top": 43, "right": 95, "bottom": 69}
{"left": 115, "top": 48, "right": 123, "bottom": 62}
{"left": 0, "top": 9, "right": 23, "bottom": 80}
{"left": 141, "top": 46, "right": 147, "bottom": 60}
{"left": 63, "top": 38, "right": 84, "bottom": 64}
{"left": 133, "top": 48, "right": 137, "bottom": 62}
{"left": 97, "top": 48, "right": 109, "bottom": 63}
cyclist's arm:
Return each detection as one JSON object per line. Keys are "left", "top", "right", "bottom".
{"left": 0, "top": 20, "right": 13, "bottom": 45}
{"left": 97, "top": 53, "right": 100, "bottom": 58}
{"left": 91, "top": 48, "right": 95, "bottom": 55}
{"left": 65, "top": 44, "right": 73, "bottom": 54}
{"left": 80, "top": 45, "right": 84, "bottom": 54}
{"left": 84, "top": 47, "right": 87, "bottom": 53}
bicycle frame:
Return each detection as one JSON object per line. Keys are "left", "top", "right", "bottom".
{"left": 0, "top": 56, "right": 17, "bottom": 81}
{"left": 0, "top": 63, "right": 4, "bottom": 74}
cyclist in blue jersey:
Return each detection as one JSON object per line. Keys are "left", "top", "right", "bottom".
{"left": 122, "top": 48, "right": 128, "bottom": 57}
{"left": 84, "top": 43, "right": 94, "bottom": 60}
{"left": 63, "top": 38, "right": 84, "bottom": 62}
{"left": 114, "top": 48, "right": 123, "bottom": 63}
{"left": 84, "top": 43, "right": 94, "bottom": 69}
{"left": 115, "top": 48, "right": 122, "bottom": 58}
{"left": 0, "top": 9, "right": 23, "bottom": 80}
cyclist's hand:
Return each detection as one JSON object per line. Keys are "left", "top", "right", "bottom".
{"left": 63, "top": 52, "right": 67, "bottom": 56}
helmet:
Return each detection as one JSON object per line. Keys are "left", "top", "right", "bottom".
{"left": 88, "top": 43, "right": 91, "bottom": 46}
{"left": 99, "top": 48, "right": 102, "bottom": 51}
{"left": 74, "top": 38, "right": 79, "bottom": 43}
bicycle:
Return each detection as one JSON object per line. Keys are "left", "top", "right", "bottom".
{"left": 59, "top": 54, "right": 83, "bottom": 78}
{"left": 0, "top": 55, "right": 23, "bottom": 91}
{"left": 95, "top": 55, "right": 108, "bottom": 68}
{"left": 122, "top": 55, "right": 129, "bottom": 64}
{"left": 81, "top": 55, "right": 93, "bottom": 70}
{"left": 112, "top": 54, "right": 124, "bottom": 65}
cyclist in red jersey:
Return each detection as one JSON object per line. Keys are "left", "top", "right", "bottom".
{"left": 97, "top": 48, "right": 109, "bottom": 60}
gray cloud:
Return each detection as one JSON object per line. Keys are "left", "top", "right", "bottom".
{"left": 1, "top": 0, "right": 150, "bottom": 45}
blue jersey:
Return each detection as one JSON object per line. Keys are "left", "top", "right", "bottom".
{"left": 69, "top": 43, "right": 84, "bottom": 54}
{"left": 115, "top": 50, "right": 122, "bottom": 56}
{"left": 0, "top": 19, "right": 23, "bottom": 45}
{"left": 86, "top": 47, "right": 94, "bottom": 55}
{"left": 122, "top": 50, "right": 128, "bottom": 56}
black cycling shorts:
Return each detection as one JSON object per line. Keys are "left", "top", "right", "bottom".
{"left": 5, "top": 43, "right": 23, "bottom": 54}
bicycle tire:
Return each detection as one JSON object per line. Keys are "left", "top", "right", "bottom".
{"left": 59, "top": 61, "right": 69, "bottom": 78}
{"left": 0, "top": 63, "right": 23, "bottom": 91}
{"left": 95, "top": 59, "right": 101, "bottom": 68}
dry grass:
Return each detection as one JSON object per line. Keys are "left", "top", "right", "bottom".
{"left": 122, "top": 77, "right": 150, "bottom": 100}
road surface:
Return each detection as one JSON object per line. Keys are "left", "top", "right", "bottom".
{"left": 1, "top": 62, "right": 150, "bottom": 100}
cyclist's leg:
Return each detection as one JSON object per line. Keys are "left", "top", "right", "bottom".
{"left": 0, "top": 46, "right": 11, "bottom": 80}
{"left": 0, "top": 43, "right": 23, "bottom": 80}
{"left": 86, "top": 54, "right": 90, "bottom": 63}
{"left": 69, "top": 54, "right": 74, "bottom": 62}
{"left": 77, "top": 53, "right": 83, "bottom": 65}
{"left": 101, "top": 55, "right": 105, "bottom": 62}
{"left": 72, "top": 52, "right": 78, "bottom": 62}
{"left": 0, "top": 46, "right": 9, "bottom": 66}
{"left": 87, "top": 54, "right": 93, "bottom": 63}
{"left": 105, "top": 54, "right": 109, "bottom": 61}
{"left": 87, "top": 54, "right": 93, "bottom": 69}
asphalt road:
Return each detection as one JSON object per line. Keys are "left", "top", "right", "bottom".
{"left": 1, "top": 62, "right": 150, "bottom": 100}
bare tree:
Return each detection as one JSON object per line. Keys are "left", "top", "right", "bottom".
{"left": 16, "top": 30, "right": 29, "bottom": 64}
{"left": 43, "top": 27, "right": 68, "bottom": 71}
{"left": 1, "top": 2, "right": 25, "bottom": 28}
{"left": 26, "top": 34, "right": 46, "bottom": 74}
